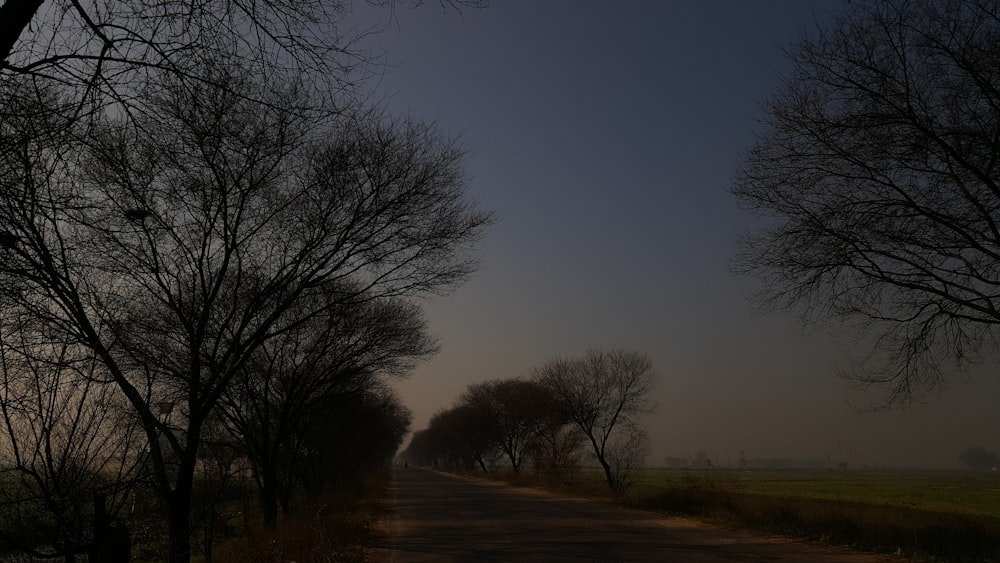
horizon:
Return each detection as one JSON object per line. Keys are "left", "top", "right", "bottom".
{"left": 355, "top": 0, "right": 1000, "bottom": 471}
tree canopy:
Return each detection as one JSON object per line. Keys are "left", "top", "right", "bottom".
{"left": 0, "top": 56, "right": 490, "bottom": 561}
{"left": 733, "top": 0, "right": 1000, "bottom": 404}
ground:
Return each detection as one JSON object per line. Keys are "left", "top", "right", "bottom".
{"left": 373, "top": 467, "right": 899, "bottom": 562}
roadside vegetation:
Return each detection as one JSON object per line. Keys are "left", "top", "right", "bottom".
{"left": 401, "top": 349, "right": 657, "bottom": 495}
{"left": 207, "top": 471, "right": 391, "bottom": 563}
{"left": 0, "top": 1, "right": 489, "bottom": 561}
{"left": 0, "top": 388, "right": 405, "bottom": 562}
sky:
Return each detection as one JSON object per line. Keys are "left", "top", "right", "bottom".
{"left": 351, "top": 0, "right": 1000, "bottom": 469}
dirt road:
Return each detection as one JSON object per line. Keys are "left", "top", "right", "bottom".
{"left": 375, "top": 467, "right": 896, "bottom": 562}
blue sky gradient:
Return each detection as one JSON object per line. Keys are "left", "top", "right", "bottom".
{"left": 356, "top": 0, "right": 1000, "bottom": 468}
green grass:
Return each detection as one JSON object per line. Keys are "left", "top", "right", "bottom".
{"left": 632, "top": 469, "right": 1000, "bottom": 518}
{"left": 629, "top": 469, "right": 1000, "bottom": 562}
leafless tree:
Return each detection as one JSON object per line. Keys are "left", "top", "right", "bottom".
{"left": 460, "top": 378, "right": 553, "bottom": 473}
{"left": 0, "top": 0, "right": 350, "bottom": 78}
{"left": 528, "top": 417, "right": 584, "bottom": 486}
{"left": 218, "top": 293, "right": 433, "bottom": 526}
{"left": 0, "top": 0, "right": 486, "bottom": 126}
{"left": 424, "top": 404, "right": 498, "bottom": 472}
{"left": 603, "top": 425, "right": 650, "bottom": 496}
{"left": 0, "top": 58, "right": 489, "bottom": 562}
{"left": 733, "top": 0, "right": 1000, "bottom": 405}
{"left": 535, "top": 349, "right": 655, "bottom": 494}
{"left": 405, "top": 378, "right": 582, "bottom": 480}
{"left": 191, "top": 414, "right": 249, "bottom": 563}
{"left": 0, "top": 311, "right": 145, "bottom": 562}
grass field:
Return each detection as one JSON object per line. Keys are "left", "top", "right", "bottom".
{"left": 632, "top": 469, "right": 1000, "bottom": 518}
{"left": 626, "top": 468, "right": 1000, "bottom": 562}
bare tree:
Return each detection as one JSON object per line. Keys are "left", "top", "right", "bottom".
{"left": 1, "top": 0, "right": 350, "bottom": 77}
{"left": 603, "top": 425, "right": 650, "bottom": 496}
{"left": 460, "top": 378, "right": 552, "bottom": 473}
{"left": 218, "top": 293, "right": 433, "bottom": 526}
{"left": 0, "top": 312, "right": 145, "bottom": 562}
{"left": 535, "top": 349, "right": 655, "bottom": 494}
{"left": 405, "top": 378, "right": 582, "bottom": 480}
{"left": 0, "top": 0, "right": 486, "bottom": 123}
{"left": 0, "top": 59, "right": 489, "bottom": 562}
{"left": 528, "top": 416, "right": 584, "bottom": 486}
{"left": 733, "top": 0, "right": 1000, "bottom": 405}
{"left": 191, "top": 415, "right": 248, "bottom": 563}
{"left": 424, "top": 404, "right": 498, "bottom": 472}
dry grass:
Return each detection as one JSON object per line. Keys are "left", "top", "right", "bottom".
{"left": 480, "top": 468, "right": 613, "bottom": 500}
{"left": 206, "top": 473, "right": 390, "bottom": 563}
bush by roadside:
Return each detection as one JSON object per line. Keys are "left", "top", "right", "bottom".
{"left": 207, "top": 472, "right": 391, "bottom": 563}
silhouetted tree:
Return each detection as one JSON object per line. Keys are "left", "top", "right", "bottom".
{"left": 424, "top": 405, "right": 498, "bottom": 472}
{"left": 0, "top": 58, "right": 489, "bottom": 562}
{"left": 603, "top": 425, "right": 650, "bottom": 495}
{"left": 535, "top": 349, "right": 655, "bottom": 495}
{"left": 404, "top": 377, "right": 584, "bottom": 481}
{"left": 460, "top": 379, "right": 553, "bottom": 473}
{"left": 959, "top": 446, "right": 999, "bottom": 471}
{"left": 0, "top": 313, "right": 144, "bottom": 562}
{"left": 733, "top": 0, "right": 1000, "bottom": 405}
{"left": 219, "top": 294, "right": 432, "bottom": 526}
{"left": 296, "top": 384, "right": 412, "bottom": 493}
{"left": 191, "top": 415, "right": 248, "bottom": 563}
{"left": 0, "top": 0, "right": 486, "bottom": 126}
{"left": 528, "top": 416, "right": 585, "bottom": 485}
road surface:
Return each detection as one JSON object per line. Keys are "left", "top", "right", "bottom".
{"left": 374, "top": 468, "right": 896, "bottom": 562}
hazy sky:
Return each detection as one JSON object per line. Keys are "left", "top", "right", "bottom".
{"left": 355, "top": 0, "right": 1000, "bottom": 469}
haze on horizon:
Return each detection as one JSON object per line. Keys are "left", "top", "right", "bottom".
{"left": 357, "top": 0, "right": 1000, "bottom": 470}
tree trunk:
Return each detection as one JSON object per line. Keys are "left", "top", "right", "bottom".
{"left": 166, "top": 482, "right": 193, "bottom": 563}
{"left": 597, "top": 456, "right": 616, "bottom": 492}
{"left": 260, "top": 463, "right": 279, "bottom": 527}
{"left": 166, "top": 433, "right": 199, "bottom": 563}
{"left": 589, "top": 434, "right": 616, "bottom": 492}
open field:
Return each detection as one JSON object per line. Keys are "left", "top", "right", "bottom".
{"left": 484, "top": 468, "right": 1000, "bottom": 562}
{"left": 631, "top": 469, "right": 1000, "bottom": 518}
{"left": 630, "top": 469, "right": 1000, "bottom": 562}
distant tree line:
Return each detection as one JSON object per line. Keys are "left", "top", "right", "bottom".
{"left": 959, "top": 447, "right": 999, "bottom": 471}
{"left": 661, "top": 454, "right": 847, "bottom": 472}
{"left": 401, "top": 349, "right": 655, "bottom": 495}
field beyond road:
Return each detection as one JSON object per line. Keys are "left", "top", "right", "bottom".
{"left": 632, "top": 469, "right": 1000, "bottom": 518}
{"left": 621, "top": 468, "right": 1000, "bottom": 561}
{"left": 374, "top": 467, "right": 894, "bottom": 562}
